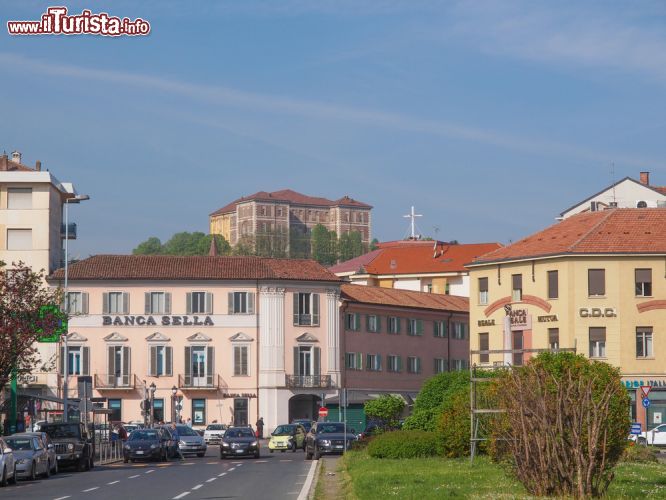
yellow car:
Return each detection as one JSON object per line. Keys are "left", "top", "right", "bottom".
{"left": 268, "top": 424, "right": 306, "bottom": 453}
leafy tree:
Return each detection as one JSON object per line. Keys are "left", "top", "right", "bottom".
{"left": 289, "top": 228, "right": 311, "bottom": 259}
{"left": 255, "top": 228, "right": 289, "bottom": 258}
{"left": 364, "top": 394, "right": 406, "bottom": 429}
{"left": 0, "top": 262, "right": 63, "bottom": 393}
{"left": 370, "top": 238, "right": 379, "bottom": 251}
{"left": 492, "top": 352, "right": 630, "bottom": 497}
{"left": 311, "top": 224, "right": 337, "bottom": 266}
{"left": 132, "top": 236, "right": 163, "bottom": 255}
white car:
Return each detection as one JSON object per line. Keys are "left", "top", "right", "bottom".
{"left": 203, "top": 424, "right": 227, "bottom": 445}
{"left": 0, "top": 438, "right": 17, "bottom": 487}
{"left": 630, "top": 423, "right": 666, "bottom": 446}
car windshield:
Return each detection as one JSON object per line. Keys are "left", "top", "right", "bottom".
{"left": 317, "top": 424, "right": 345, "bottom": 434}
{"left": 273, "top": 425, "right": 295, "bottom": 436}
{"left": 176, "top": 426, "right": 199, "bottom": 437}
{"left": 225, "top": 428, "right": 255, "bottom": 438}
{"left": 6, "top": 438, "right": 33, "bottom": 451}
{"left": 41, "top": 424, "right": 80, "bottom": 438}
{"left": 129, "top": 430, "right": 160, "bottom": 441}
{"left": 206, "top": 425, "right": 225, "bottom": 431}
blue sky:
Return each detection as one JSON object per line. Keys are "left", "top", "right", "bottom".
{"left": 2, "top": 0, "right": 665, "bottom": 259}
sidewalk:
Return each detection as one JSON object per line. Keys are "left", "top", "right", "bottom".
{"left": 312, "top": 456, "right": 345, "bottom": 500}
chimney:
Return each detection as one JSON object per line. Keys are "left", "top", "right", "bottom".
{"left": 35, "top": 160, "right": 42, "bottom": 171}
{"left": 0, "top": 153, "right": 7, "bottom": 171}
{"left": 11, "top": 151, "right": 21, "bottom": 164}
{"left": 640, "top": 171, "right": 650, "bottom": 185}
{"left": 209, "top": 235, "right": 219, "bottom": 256}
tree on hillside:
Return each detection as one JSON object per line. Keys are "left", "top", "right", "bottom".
{"left": 311, "top": 224, "right": 337, "bottom": 266}
{"left": 290, "top": 228, "right": 311, "bottom": 259}
{"left": 255, "top": 228, "right": 289, "bottom": 258}
{"left": 0, "top": 262, "right": 64, "bottom": 394}
{"left": 132, "top": 236, "right": 163, "bottom": 255}
{"left": 132, "top": 232, "right": 231, "bottom": 256}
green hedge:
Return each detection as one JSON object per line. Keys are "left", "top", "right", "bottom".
{"left": 367, "top": 430, "right": 439, "bottom": 459}
{"left": 622, "top": 443, "right": 659, "bottom": 463}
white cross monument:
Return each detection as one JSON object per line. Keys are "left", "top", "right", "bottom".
{"left": 403, "top": 206, "right": 423, "bottom": 239}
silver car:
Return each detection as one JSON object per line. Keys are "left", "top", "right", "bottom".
{"left": 0, "top": 438, "right": 17, "bottom": 486}
{"left": 4, "top": 434, "right": 50, "bottom": 480}
{"left": 24, "top": 432, "right": 58, "bottom": 475}
{"left": 175, "top": 425, "right": 207, "bottom": 457}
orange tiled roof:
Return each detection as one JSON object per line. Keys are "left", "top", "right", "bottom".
{"left": 210, "top": 189, "right": 371, "bottom": 216}
{"left": 330, "top": 241, "right": 502, "bottom": 275}
{"left": 471, "top": 208, "right": 666, "bottom": 265}
{"left": 341, "top": 284, "right": 468, "bottom": 312}
{"left": 48, "top": 255, "right": 342, "bottom": 282}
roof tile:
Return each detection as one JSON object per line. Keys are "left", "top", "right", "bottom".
{"left": 341, "top": 284, "right": 468, "bottom": 312}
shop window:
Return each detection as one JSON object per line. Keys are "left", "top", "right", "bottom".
{"left": 153, "top": 399, "right": 164, "bottom": 423}
{"left": 108, "top": 399, "right": 121, "bottom": 422}
{"left": 233, "top": 398, "right": 248, "bottom": 426}
{"left": 192, "top": 399, "right": 206, "bottom": 426}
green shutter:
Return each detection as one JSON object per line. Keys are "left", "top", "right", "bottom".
{"left": 150, "top": 346, "right": 157, "bottom": 376}
{"left": 102, "top": 293, "right": 109, "bottom": 314}
{"left": 107, "top": 347, "right": 115, "bottom": 385}
{"left": 313, "top": 347, "right": 321, "bottom": 376}
{"left": 166, "top": 346, "right": 173, "bottom": 376}
{"left": 82, "top": 346, "right": 90, "bottom": 376}
{"left": 293, "top": 346, "right": 299, "bottom": 375}
{"left": 186, "top": 293, "right": 192, "bottom": 314}
{"left": 206, "top": 346, "right": 214, "bottom": 385}
{"left": 184, "top": 346, "right": 191, "bottom": 386}
{"left": 145, "top": 292, "right": 151, "bottom": 314}
{"left": 293, "top": 293, "right": 299, "bottom": 325}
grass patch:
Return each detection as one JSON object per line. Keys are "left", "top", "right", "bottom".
{"left": 342, "top": 450, "right": 666, "bottom": 499}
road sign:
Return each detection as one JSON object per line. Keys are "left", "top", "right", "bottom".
{"left": 630, "top": 423, "right": 642, "bottom": 435}
{"left": 640, "top": 385, "right": 652, "bottom": 398}
{"left": 318, "top": 407, "right": 329, "bottom": 418}
{"left": 642, "top": 398, "right": 651, "bottom": 408}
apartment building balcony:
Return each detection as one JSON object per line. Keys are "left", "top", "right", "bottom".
{"left": 178, "top": 374, "right": 222, "bottom": 390}
{"left": 285, "top": 374, "right": 332, "bottom": 389}
{"left": 94, "top": 373, "right": 139, "bottom": 390}
{"left": 61, "top": 222, "right": 77, "bottom": 239}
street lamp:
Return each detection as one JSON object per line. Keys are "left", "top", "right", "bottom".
{"left": 149, "top": 382, "right": 157, "bottom": 426}
{"left": 62, "top": 193, "right": 90, "bottom": 423}
{"left": 171, "top": 386, "right": 178, "bottom": 423}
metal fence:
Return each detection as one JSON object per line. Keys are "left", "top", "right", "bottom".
{"left": 96, "top": 440, "right": 123, "bottom": 464}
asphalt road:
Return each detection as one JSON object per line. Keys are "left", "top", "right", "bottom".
{"left": 1, "top": 442, "right": 316, "bottom": 500}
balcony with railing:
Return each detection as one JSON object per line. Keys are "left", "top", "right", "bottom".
{"left": 61, "top": 222, "right": 77, "bottom": 239}
{"left": 178, "top": 373, "right": 222, "bottom": 390}
{"left": 94, "top": 373, "right": 139, "bottom": 390}
{"left": 286, "top": 374, "right": 332, "bottom": 389}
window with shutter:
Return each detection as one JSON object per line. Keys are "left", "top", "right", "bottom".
{"left": 588, "top": 269, "right": 605, "bottom": 296}
{"left": 478, "top": 277, "right": 489, "bottom": 305}
{"left": 165, "top": 346, "right": 173, "bottom": 376}
{"left": 479, "top": 333, "right": 489, "bottom": 363}
{"left": 184, "top": 346, "right": 191, "bottom": 386}
{"left": 312, "top": 294, "right": 320, "bottom": 326}
{"left": 206, "top": 346, "right": 214, "bottom": 386}
{"left": 548, "top": 328, "right": 559, "bottom": 350}
{"left": 512, "top": 274, "right": 522, "bottom": 301}
{"left": 547, "top": 271, "right": 558, "bottom": 299}
{"left": 150, "top": 346, "right": 157, "bottom": 376}
{"left": 635, "top": 269, "right": 652, "bottom": 297}
{"left": 589, "top": 327, "right": 606, "bottom": 358}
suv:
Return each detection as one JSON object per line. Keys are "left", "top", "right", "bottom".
{"left": 38, "top": 422, "right": 94, "bottom": 471}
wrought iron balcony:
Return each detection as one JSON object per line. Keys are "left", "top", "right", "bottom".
{"left": 178, "top": 373, "right": 221, "bottom": 390}
{"left": 61, "top": 222, "right": 77, "bottom": 239}
{"left": 286, "top": 374, "right": 332, "bottom": 389}
{"left": 94, "top": 373, "right": 138, "bottom": 390}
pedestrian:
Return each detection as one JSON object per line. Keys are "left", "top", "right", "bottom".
{"left": 186, "top": 417, "right": 192, "bottom": 428}
{"left": 255, "top": 417, "right": 264, "bottom": 439}
{"left": 118, "top": 424, "right": 128, "bottom": 441}
{"left": 170, "top": 422, "right": 185, "bottom": 461}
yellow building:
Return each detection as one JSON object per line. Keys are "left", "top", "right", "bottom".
{"left": 467, "top": 209, "right": 666, "bottom": 428}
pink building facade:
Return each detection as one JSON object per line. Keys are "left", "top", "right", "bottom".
{"left": 47, "top": 255, "right": 342, "bottom": 432}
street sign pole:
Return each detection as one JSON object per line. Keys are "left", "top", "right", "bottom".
{"left": 645, "top": 400, "right": 649, "bottom": 447}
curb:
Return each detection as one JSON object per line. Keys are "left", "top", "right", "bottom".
{"left": 298, "top": 458, "right": 320, "bottom": 500}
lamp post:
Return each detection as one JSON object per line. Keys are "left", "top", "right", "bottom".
{"left": 62, "top": 193, "right": 90, "bottom": 423}
{"left": 171, "top": 386, "right": 178, "bottom": 423}
{"left": 149, "top": 382, "right": 156, "bottom": 427}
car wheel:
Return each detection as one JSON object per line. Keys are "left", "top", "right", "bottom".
{"left": 89, "top": 456, "right": 94, "bottom": 469}
{"left": 305, "top": 446, "right": 313, "bottom": 460}
{"left": 220, "top": 453, "right": 225, "bottom": 459}
{"left": 43, "top": 461, "right": 51, "bottom": 478}
{"left": 53, "top": 459, "right": 58, "bottom": 475}
{"left": 8, "top": 466, "right": 16, "bottom": 485}
{"left": 269, "top": 449, "right": 273, "bottom": 453}
{"left": 254, "top": 450, "right": 260, "bottom": 459}
{"left": 123, "top": 458, "right": 129, "bottom": 463}
{"left": 637, "top": 437, "right": 647, "bottom": 445}
{"left": 77, "top": 457, "right": 87, "bottom": 472}
{"left": 197, "top": 452, "right": 205, "bottom": 458}
{"left": 29, "top": 462, "right": 36, "bottom": 481}
{"left": 313, "top": 446, "right": 320, "bottom": 460}
{"left": 1, "top": 466, "right": 7, "bottom": 487}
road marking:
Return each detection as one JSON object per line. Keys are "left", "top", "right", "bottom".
{"left": 255, "top": 460, "right": 268, "bottom": 463}
{"left": 108, "top": 480, "right": 120, "bottom": 485}
{"left": 228, "top": 467, "right": 235, "bottom": 472}
{"left": 192, "top": 484, "right": 203, "bottom": 490}
{"left": 173, "top": 493, "right": 190, "bottom": 499}
{"left": 206, "top": 477, "right": 216, "bottom": 483}
{"left": 145, "top": 469, "right": 155, "bottom": 474}
{"left": 280, "top": 459, "right": 293, "bottom": 462}
{"left": 129, "top": 474, "right": 140, "bottom": 478}
{"left": 83, "top": 487, "right": 99, "bottom": 492}
{"left": 218, "top": 472, "right": 227, "bottom": 477}
{"left": 184, "top": 462, "right": 195, "bottom": 465}
{"left": 207, "top": 462, "right": 217, "bottom": 464}
{"left": 54, "top": 496, "right": 71, "bottom": 500}
{"left": 297, "top": 460, "right": 318, "bottom": 500}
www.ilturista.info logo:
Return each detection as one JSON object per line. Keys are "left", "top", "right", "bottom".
{"left": 7, "top": 6, "right": 151, "bottom": 36}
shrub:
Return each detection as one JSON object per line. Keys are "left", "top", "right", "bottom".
{"left": 622, "top": 443, "right": 659, "bottom": 463}
{"left": 364, "top": 394, "right": 405, "bottom": 430}
{"left": 367, "top": 430, "right": 439, "bottom": 459}
{"left": 403, "top": 371, "right": 470, "bottom": 432}
{"left": 436, "top": 387, "right": 472, "bottom": 457}
{"left": 492, "top": 352, "right": 630, "bottom": 498}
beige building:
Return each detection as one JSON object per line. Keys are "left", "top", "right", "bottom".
{"left": 467, "top": 209, "right": 666, "bottom": 428}
{"left": 209, "top": 189, "right": 372, "bottom": 250}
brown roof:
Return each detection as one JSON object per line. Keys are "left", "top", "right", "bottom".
{"left": 341, "top": 284, "right": 468, "bottom": 312}
{"left": 0, "top": 154, "right": 34, "bottom": 172}
{"left": 210, "top": 189, "right": 371, "bottom": 216}
{"left": 48, "top": 255, "right": 342, "bottom": 282}
{"left": 471, "top": 208, "right": 666, "bottom": 265}
{"left": 330, "top": 241, "right": 502, "bottom": 275}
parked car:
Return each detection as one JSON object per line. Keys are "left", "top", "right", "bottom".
{"left": 4, "top": 434, "right": 50, "bottom": 480}
{"left": 39, "top": 422, "right": 94, "bottom": 471}
{"left": 23, "top": 432, "right": 58, "bottom": 475}
{"left": 203, "top": 424, "right": 227, "bottom": 445}
{"left": 123, "top": 429, "right": 169, "bottom": 463}
{"left": 0, "top": 437, "right": 17, "bottom": 486}
{"left": 157, "top": 426, "right": 179, "bottom": 458}
{"left": 175, "top": 424, "right": 207, "bottom": 457}
{"left": 305, "top": 422, "right": 356, "bottom": 460}
{"left": 292, "top": 419, "right": 315, "bottom": 434}
{"left": 630, "top": 423, "right": 666, "bottom": 446}
{"left": 269, "top": 424, "right": 306, "bottom": 453}
{"left": 220, "top": 427, "right": 260, "bottom": 459}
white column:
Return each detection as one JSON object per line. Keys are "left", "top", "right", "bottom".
{"left": 503, "top": 315, "right": 512, "bottom": 366}
{"left": 259, "top": 286, "right": 285, "bottom": 387}
{"left": 326, "top": 288, "right": 341, "bottom": 386}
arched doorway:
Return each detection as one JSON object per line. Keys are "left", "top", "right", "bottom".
{"left": 288, "top": 394, "right": 321, "bottom": 422}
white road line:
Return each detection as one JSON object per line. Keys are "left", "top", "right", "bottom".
{"left": 108, "top": 480, "right": 120, "bottom": 485}
{"left": 83, "top": 487, "right": 99, "bottom": 492}
{"left": 218, "top": 472, "right": 227, "bottom": 477}
{"left": 297, "top": 460, "right": 318, "bottom": 500}
{"left": 255, "top": 460, "right": 268, "bottom": 463}
{"left": 173, "top": 493, "right": 190, "bottom": 500}
{"left": 129, "top": 474, "right": 140, "bottom": 478}
{"left": 54, "top": 496, "right": 71, "bottom": 500}
{"left": 280, "top": 459, "right": 293, "bottom": 462}
{"left": 192, "top": 484, "right": 203, "bottom": 490}
{"left": 228, "top": 467, "right": 236, "bottom": 472}
{"left": 206, "top": 478, "right": 216, "bottom": 482}
{"left": 145, "top": 469, "right": 155, "bottom": 474}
